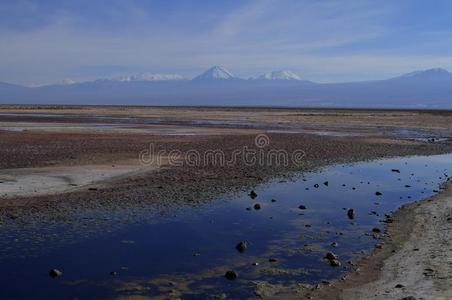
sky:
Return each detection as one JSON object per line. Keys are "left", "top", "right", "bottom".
{"left": 1, "top": 0, "right": 452, "bottom": 86}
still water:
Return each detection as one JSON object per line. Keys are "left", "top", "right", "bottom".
{"left": 1, "top": 154, "right": 451, "bottom": 299}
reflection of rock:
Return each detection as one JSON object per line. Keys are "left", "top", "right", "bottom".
{"left": 224, "top": 270, "right": 238, "bottom": 280}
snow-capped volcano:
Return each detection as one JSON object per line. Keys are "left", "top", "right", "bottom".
{"left": 255, "top": 70, "right": 302, "bottom": 80}
{"left": 193, "top": 66, "right": 235, "bottom": 80}
{"left": 112, "top": 73, "right": 185, "bottom": 82}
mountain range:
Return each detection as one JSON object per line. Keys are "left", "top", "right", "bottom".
{"left": 1, "top": 66, "right": 452, "bottom": 108}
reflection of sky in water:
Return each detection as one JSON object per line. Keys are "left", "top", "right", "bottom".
{"left": 0, "top": 154, "right": 451, "bottom": 299}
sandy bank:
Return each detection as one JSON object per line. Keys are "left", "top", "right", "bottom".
{"left": 312, "top": 181, "right": 452, "bottom": 300}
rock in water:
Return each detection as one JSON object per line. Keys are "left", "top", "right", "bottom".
{"left": 299, "top": 204, "right": 307, "bottom": 210}
{"left": 49, "top": 269, "right": 63, "bottom": 278}
{"left": 325, "top": 252, "right": 338, "bottom": 260}
{"left": 236, "top": 241, "right": 248, "bottom": 253}
{"left": 347, "top": 208, "right": 355, "bottom": 219}
{"left": 224, "top": 270, "right": 238, "bottom": 280}
{"left": 391, "top": 169, "right": 401, "bottom": 173}
{"left": 249, "top": 190, "right": 258, "bottom": 199}
{"left": 375, "top": 192, "right": 383, "bottom": 196}
{"left": 254, "top": 203, "right": 261, "bottom": 210}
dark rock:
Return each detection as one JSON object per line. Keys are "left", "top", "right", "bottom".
{"left": 395, "top": 284, "right": 404, "bottom": 288}
{"left": 236, "top": 241, "right": 248, "bottom": 253}
{"left": 49, "top": 269, "right": 63, "bottom": 278}
{"left": 298, "top": 204, "right": 307, "bottom": 210}
{"left": 325, "top": 252, "right": 338, "bottom": 260}
{"left": 314, "top": 184, "right": 319, "bottom": 188}
{"left": 347, "top": 208, "right": 355, "bottom": 219}
{"left": 323, "top": 181, "right": 329, "bottom": 186}
{"left": 88, "top": 187, "right": 98, "bottom": 191}
{"left": 391, "top": 169, "right": 401, "bottom": 173}
{"left": 268, "top": 258, "right": 278, "bottom": 262}
{"left": 330, "top": 242, "right": 338, "bottom": 247}
{"left": 271, "top": 199, "right": 276, "bottom": 202}
{"left": 224, "top": 270, "right": 238, "bottom": 280}
{"left": 372, "top": 227, "right": 381, "bottom": 233}
{"left": 110, "top": 271, "right": 118, "bottom": 276}
{"left": 401, "top": 297, "right": 416, "bottom": 300}
{"left": 249, "top": 190, "right": 258, "bottom": 199}
{"left": 375, "top": 192, "right": 383, "bottom": 196}
{"left": 254, "top": 203, "right": 261, "bottom": 210}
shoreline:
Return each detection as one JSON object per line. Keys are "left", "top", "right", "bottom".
{"left": 310, "top": 179, "right": 452, "bottom": 299}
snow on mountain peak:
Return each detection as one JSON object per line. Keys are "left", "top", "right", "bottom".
{"left": 112, "top": 73, "right": 185, "bottom": 82}
{"left": 255, "top": 70, "right": 302, "bottom": 80}
{"left": 193, "top": 66, "right": 235, "bottom": 80}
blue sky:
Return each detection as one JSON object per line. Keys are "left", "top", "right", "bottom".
{"left": 1, "top": 0, "right": 452, "bottom": 85}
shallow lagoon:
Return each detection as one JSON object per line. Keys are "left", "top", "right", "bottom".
{"left": 1, "top": 154, "right": 451, "bottom": 299}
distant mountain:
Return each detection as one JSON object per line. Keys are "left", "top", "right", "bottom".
{"left": 395, "top": 68, "right": 452, "bottom": 80}
{"left": 193, "top": 66, "right": 236, "bottom": 80}
{"left": 1, "top": 68, "right": 452, "bottom": 108}
{"left": 112, "top": 73, "right": 185, "bottom": 82}
{"left": 254, "top": 70, "right": 302, "bottom": 80}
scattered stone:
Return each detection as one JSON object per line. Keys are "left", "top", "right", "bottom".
{"left": 314, "top": 184, "right": 319, "bottom": 188}
{"left": 236, "top": 241, "right": 248, "bottom": 253}
{"left": 246, "top": 207, "right": 252, "bottom": 211}
{"left": 347, "top": 208, "right": 355, "bottom": 219}
{"left": 298, "top": 204, "right": 307, "bottom": 210}
{"left": 271, "top": 199, "right": 276, "bottom": 202}
{"left": 49, "top": 269, "right": 63, "bottom": 278}
{"left": 323, "top": 181, "right": 329, "bottom": 186}
{"left": 249, "top": 190, "right": 258, "bottom": 199}
{"left": 330, "top": 242, "right": 338, "bottom": 247}
{"left": 88, "top": 187, "right": 98, "bottom": 191}
{"left": 268, "top": 258, "right": 278, "bottom": 262}
{"left": 405, "top": 185, "right": 411, "bottom": 188}
{"left": 254, "top": 203, "right": 261, "bottom": 210}
{"left": 372, "top": 227, "right": 381, "bottom": 233}
{"left": 325, "top": 252, "right": 338, "bottom": 260}
{"left": 375, "top": 192, "right": 383, "bottom": 196}
{"left": 401, "top": 297, "right": 416, "bottom": 300}
{"left": 224, "top": 270, "right": 238, "bottom": 280}
{"left": 391, "top": 169, "right": 401, "bottom": 173}
{"left": 395, "top": 284, "right": 404, "bottom": 288}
